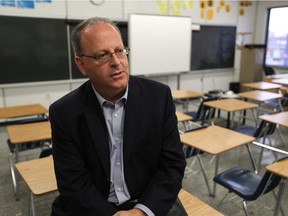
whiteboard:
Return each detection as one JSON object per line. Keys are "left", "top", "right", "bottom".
{"left": 129, "top": 14, "right": 191, "bottom": 76}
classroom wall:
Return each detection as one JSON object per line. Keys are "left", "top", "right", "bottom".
{"left": 0, "top": 0, "right": 276, "bottom": 108}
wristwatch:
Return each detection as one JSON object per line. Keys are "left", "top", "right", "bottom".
{"left": 90, "top": 0, "right": 105, "bottom": 5}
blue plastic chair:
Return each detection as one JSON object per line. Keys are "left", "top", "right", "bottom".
{"left": 213, "top": 166, "right": 282, "bottom": 216}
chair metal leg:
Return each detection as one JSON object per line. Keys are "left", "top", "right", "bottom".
{"left": 217, "top": 191, "right": 230, "bottom": 206}
{"left": 242, "top": 200, "right": 249, "bottom": 216}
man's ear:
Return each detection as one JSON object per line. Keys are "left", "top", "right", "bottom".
{"left": 75, "top": 56, "right": 87, "bottom": 76}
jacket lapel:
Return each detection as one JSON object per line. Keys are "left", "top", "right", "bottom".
{"left": 123, "top": 78, "right": 145, "bottom": 165}
{"left": 82, "top": 84, "right": 110, "bottom": 179}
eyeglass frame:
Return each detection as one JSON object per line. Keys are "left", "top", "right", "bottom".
{"left": 78, "top": 47, "right": 130, "bottom": 63}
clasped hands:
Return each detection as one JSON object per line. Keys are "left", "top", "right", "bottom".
{"left": 113, "top": 208, "right": 147, "bottom": 216}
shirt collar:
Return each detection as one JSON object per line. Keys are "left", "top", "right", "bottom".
{"left": 92, "top": 84, "right": 128, "bottom": 107}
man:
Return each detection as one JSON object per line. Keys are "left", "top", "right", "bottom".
{"left": 49, "top": 17, "right": 186, "bottom": 216}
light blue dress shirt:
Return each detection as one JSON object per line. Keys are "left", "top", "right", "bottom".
{"left": 92, "top": 85, "right": 154, "bottom": 216}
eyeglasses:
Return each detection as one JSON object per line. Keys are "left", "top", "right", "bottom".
{"left": 79, "top": 47, "right": 130, "bottom": 62}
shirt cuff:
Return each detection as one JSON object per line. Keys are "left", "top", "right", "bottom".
{"left": 134, "top": 203, "right": 155, "bottom": 216}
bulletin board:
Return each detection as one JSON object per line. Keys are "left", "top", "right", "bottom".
{"left": 129, "top": 14, "right": 192, "bottom": 76}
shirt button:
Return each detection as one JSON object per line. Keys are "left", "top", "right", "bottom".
{"left": 116, "top": 186, "right": 123, "bottom": 192}
{"left": 114, "top": 113, "right": 118, "bottom": 118}
{"left": 116, "top": 162, "right": 120, "bottom": 166}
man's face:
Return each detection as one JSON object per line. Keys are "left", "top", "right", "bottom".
{"left": 75, "top": 23, "right": 129, "bottom": 98}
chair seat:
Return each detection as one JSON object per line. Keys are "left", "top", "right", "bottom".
{"left": 232, "top": 125, "right": 256, "bottom": 137}
{"left": 184, "top": 111, "right": 197, "bottom": 119}
{"left": 213, "top": 167, "right": 262, "bottom": 201}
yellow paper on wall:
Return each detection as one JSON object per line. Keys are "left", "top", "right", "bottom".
{"left": 157, "top": 0, "right": 169, "bottom": 15}
{"left": 184, "top": 0, "right": 193, "bottom": 10}
{"left": 207, "top": 8, "right": 214, "bottom": 20}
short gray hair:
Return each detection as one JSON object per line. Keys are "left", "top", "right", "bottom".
{"left": 71, "top": 17, "right": 122, "bottom": 56}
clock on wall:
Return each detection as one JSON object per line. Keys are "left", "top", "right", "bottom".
{"left": 90, "top": 0, "right": 105, "bottom": 5}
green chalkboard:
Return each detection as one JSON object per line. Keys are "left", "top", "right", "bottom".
{"left": 0, "top": 16, "right": 69, "bottom": 84}
{"left": 191, "top": 25, "right": 236, "bottom": 70}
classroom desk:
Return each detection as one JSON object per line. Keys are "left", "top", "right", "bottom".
{"left": 172, "top": 90, "right": 204, "bottom": 111}
{"left": 264, "top": 73, "right": 288, "bottom": 83}
{"left": 266, "top": 157, "right": 288, "bottom": 216}
{"left": 203, "top": 98, "right": 258, "bottom": 128}
{"left": 259, "top": 112, "right": 288, "bottom": 148}
{"left": 259, "top": 112, "right": 288, "bottom": 128}
{"left": 241, "top": 81, "right": 282, "bottom": 92}
{"left": 16, "top": 156, "right": 56, "bottom": 216}
{"left": 7, "top": 121, "right": 51, "bottom": 200}
{"left": 176, "top": 111, "right": 193, "bottom": 132}
{"left": 237, "top": 90, "right": 284, "bottom": 113}
{"left": 180, "top": 125, "right": 255, "bottom": 196}
{"left": 0, "top": 103, "right": 48, "bottom": 125}
{"left": 15, "top": 156, "right": 222, "bottom": 216}
{"left": 178, "top": 189, "right": 223, "bottom": 216}
{"left": 7, "top": 121, "right": 52, "bottom": 164}
{"left": 272, "top": 78, "right": 288, "bottom": 87}
{"left": 176, "top": 111, "right": 193, "bottom": 122}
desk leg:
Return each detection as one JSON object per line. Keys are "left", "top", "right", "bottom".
{"left": 227, "top": 112, "right": 231, "bottom": 128}
{"left": 9, "top": 147, "right": 19, "bottom": 200}
{"left": 29, "top": 192, "right": 36, "bottom": 216}
{"left": 196, "top": 154, "right": 213, "bottom": 196}
{"left": 246, "top": 144, "right": 258, "bottom": 173}
{"left": 212, "top": 155, "right": 220, "bottom": 197}
{"left": 274, "top": 179, "right": 286, "bottom": 216}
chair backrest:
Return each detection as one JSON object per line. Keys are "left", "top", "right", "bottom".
{"left": 263, "top": 66, "right": 276, "bottom": 76}
{"left": 39, "top": 148, "right": 53, "bottom": 158}
{"left": 252, "top": 171, "right": 282, "bottom": 200}
{"left": 281, "top": 92, "right": 288, "bottom": 107}
{"left": 253, "top": 120, "right": 276, "bottom": 138}
{"left": 193, "top": 97, "right": 218, "bottom": 124}
{"left": 252, "top": 156, "right": 288, "bottom": 200}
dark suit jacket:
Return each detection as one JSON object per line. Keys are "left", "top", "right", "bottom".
{"left": 49, "top": 76, "right": 186, "bottom": 216}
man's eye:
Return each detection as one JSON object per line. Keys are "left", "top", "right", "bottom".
{"left": 117, "top": 49, "right": 124, "bottom": 54}
{"left": 96, "top": 53, "right": 108, "bottom": 59}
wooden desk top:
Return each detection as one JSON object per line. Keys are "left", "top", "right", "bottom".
{"left": 0, "top": 104, "right": 48, "bottom": 119}
{"left": 15, "top": 156, "right": 57, "bottom": 196}
{"left": 172, "top": 90, "right": 204, "bottom": 100}
{"left": 237, "top": 90, "right": 283, "bottom": 102}
{"left": 266, "top": 157, "right": 288, "bottom": 179}
{"left": 15, "top": 156, "right": 224, "bottom": 215}
{"left": 259, "top": 112, "right": 288, "bottom": 128}
{"left": 264, "top": 73, "right": 288, "bottom": 82}
{"left": 7, "top": 121, "right": 51, "bottom": 144}
{"left": 272, "top": 78, "right": 288, "bottom": 86}
{"left": 241, "top": 81, "right": 282, "bottom": 90}
{"left": 180, "top": 125, "right": 255, "bottom": 155}
{"left": 178, "top": 189, "right": 223, "bottom": 216}
{"left": 176, "top": 111, "right": 192, "bottom": 122}
{"left": 203, "top": 98, "right": 258, "bottom": 112}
